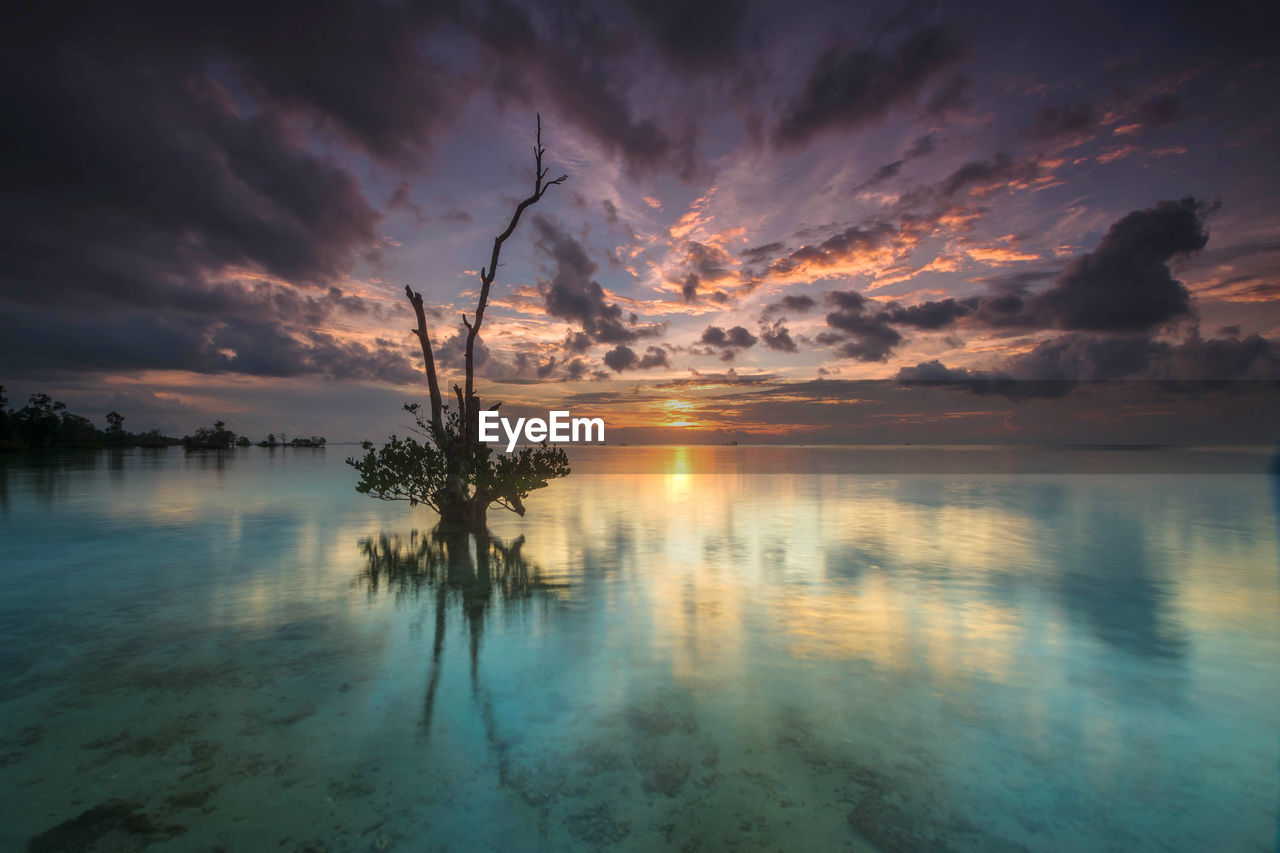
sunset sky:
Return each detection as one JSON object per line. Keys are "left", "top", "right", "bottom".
{"left": 2, "top": 0, "right": 1278, "bottom": 443}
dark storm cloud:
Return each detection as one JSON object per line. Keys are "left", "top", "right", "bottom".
{"left": 774, "top": 27, "right": 966, "bottom": 147}
{"left": 897, "top": 331, "right": 1279, "bottom": 399}
{"left": 885, "top": 197, "right": 1274, "bottom": 391}
{"left": 820, "top": 290, "right": 975, "bottom": 362}
{"left": 700, "top": 325, "right": 758, "bottom": 349}
{"left": 895, "top": 361, "right": 1074, "bottom": 399}
{"left": 1006, "top": 333, "right": 1161, "bottom": 381}
{"left": 946, "top": 199, "right": 1212, "bottom": 334}
{"left": 1028, "top": 197, "right": 1209, "bottom": 331}
{"left": 820, "top": 291, "right": 903, "bottom": 362}
{"left": 799, "top": 198, "right": 1217, "bottom": 367}
{"left": 697, "top": 325, "right": 757, "bottom": 362}
{"left": 779, "top": 294, "right": 818, "bottom": 313}
{"left": 624, "top": 0, "right": 751, "bottom": 71}
{"left": 0, "top": 63, "right": 383, "bottom": 310}
{"left": 7, "top": 0, "right": 938, "bottom": 190}
{"left": 0, "top": 302, "right": 419, "bottom": 383}
{"left": 1008, "top": 331, "right": 1279, "bottom": 383}
{"left": 760, "top": 321, "right": 798, "bottom": 353}
{"left": 1161, "top": 332, "right": 1280, "bottom": 380}
{"left": 533, "top": 217, "right": 664, "bottom": 345}
{"left": 471, "top": 0, "right": 697, "bottom": 177}
{"left": 886, "top": 298, "right": 972, "bottom": 330}
{"left": 563, "top": 331, "right": 595, "bottom": 353}
{"left": 5, "top": 0, "right": 792, "bottom": 382}
{"left": 603, "top": 345, "right": 671, "bottom": 372}
{"left": 8, "top": 2, "right": 464, "bottom": 168}
{"left": 760, "top": 294, "right": 817, "bottom": 320}
{"left": 0, "top": 2, "right": 466, "bottom": 380}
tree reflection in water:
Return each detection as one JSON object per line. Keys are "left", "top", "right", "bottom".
{"left": 355, "top": 526, "right": 568, "bottom": 787}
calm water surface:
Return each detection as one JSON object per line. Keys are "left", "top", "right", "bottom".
{"left": 1, "top": 446, "right": 1277, "bottom": 851}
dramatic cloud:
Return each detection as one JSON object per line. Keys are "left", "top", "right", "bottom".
{"left": 699, "top": 325, "right": 757, "bottom": 349}
{"left": 758, "top": 295, "right": 814, "bottom": 350}
{"left": 604, "top": 344, "right": 671, "bottom": 372}
{"left": 434, "top": 330, "right": 490, "bottom": 373}
{"left": 471, "top": 1, "right": 696, "bottom": 176}
{"left": 898, "top": 331, "right": 1279, "bottom": 399}
{"left": 896, "top": 361, "right": 1073, "bottom": 400}
{"left": 760, "top": 321, "right": 798, "bottom": 352}
{"left": 928, "top": 199, "right": 1213, "bottom": 334}
{"left": 820, "top": 291, "right": 903, "bottom": 362}
{"left": 886, "top": 298, "right": 972, "bottom": 330}
{"left": 774, "top": 27, "right": 965, "bottom": 146}
{"left": 534, "top": 217, "right": 664, "bottom": 345}
{"left": 697, "top": 324, "right": 758, "bottom": 360}
{"left": 778, "top": 294, "right": 817, "bottom": 313}
{"left": 1, "top": 68, "right": 383, "bottom": 311}
{"left": 1005, "top": 333, "right": 1161, "bottom": 381}
{"left": 765, "top": 222, "right": 901, "bottom": 280}
{"left": 1013, "top": 330, "right": 1279, "bottom": 382}
{"left": 819, "top": 290, "right": 975, "bottom": 361}
{"left": 624, "top": 0, "right": 751, "bottom": 71}
{"left": 0, "top": 3, "right": 483, "bottom": 381}
{"left": 674, "top": 241, "right": 737, "bottom": 302}
{"left": 3, "top": 0, "right": 1277, "bottom": 442}
{"left": 0, "top": 302, "right": 418, "bottom": 383}
{"left": 780, "top": 198, "right": 1225, "bottom": 373}
{"left": 1027, "top": 197, "right": 1209, "bottom": 330}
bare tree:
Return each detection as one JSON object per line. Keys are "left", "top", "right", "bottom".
{"left": 348, "top": 117, "right": 571, "bottom": 532}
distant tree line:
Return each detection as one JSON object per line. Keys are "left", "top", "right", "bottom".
{"left": 257, "top": 432, "right": 326, "bottom": 449}
{"left": 0, "top": 387, "right": 178, "bottom": 451}
{"left": 0, "top": 387, "right": 324, "bottom": 452}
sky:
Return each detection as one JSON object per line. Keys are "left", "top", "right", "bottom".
{"left": 2, "top": 0, "right": 1278, "bottom": 443}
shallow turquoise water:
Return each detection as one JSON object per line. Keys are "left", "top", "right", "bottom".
{"left": 1, "top": 446, "right": 1277, "bottom": 851}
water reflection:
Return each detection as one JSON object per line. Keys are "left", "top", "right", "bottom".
{"left": 4, "top": 450, "right": 101, "bottom": 507}
{"left": 0, "top": 448, "right": 1276, "bottom": 850}
{"left": 357, "top": 527, "right": 563, "bottom": 606}
{"left": 357, "top": 525, "right": 569, "bottom": 779}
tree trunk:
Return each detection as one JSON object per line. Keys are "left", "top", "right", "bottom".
{"left": 402, "top": 116, "right": 565, "bottom": 536}
{"left": 436, "top": 493, "right": 488, "bottom": 532}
